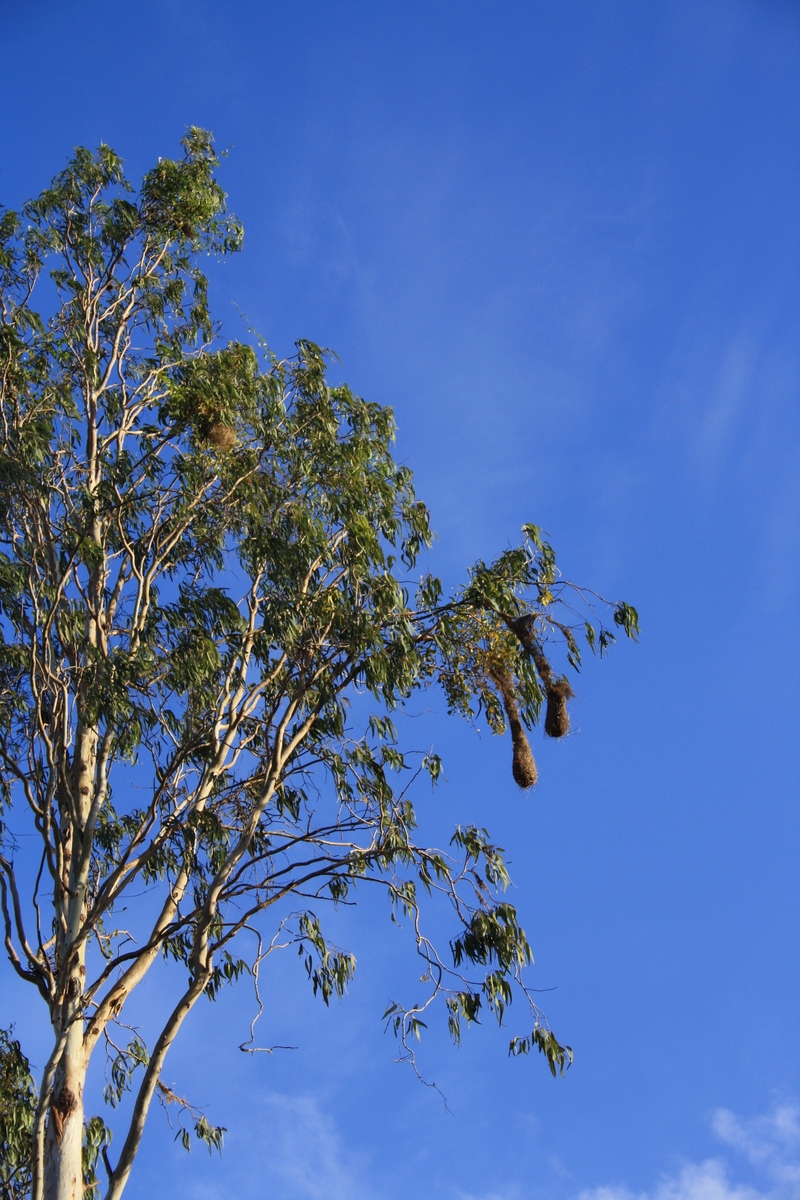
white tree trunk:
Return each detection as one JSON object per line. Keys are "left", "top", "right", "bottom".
{"left": 41, "top": 715, "right": 96, "bottom": 1200}
{"left": 43, "top": 1019, "right": 85, "bottom": 1200}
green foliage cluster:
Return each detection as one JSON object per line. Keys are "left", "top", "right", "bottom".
{"left": 0, "top": 131, "right": 637, "bottom": 1200}
{"left": 0, "top": 1028, "right": 36, "bottom": 1200}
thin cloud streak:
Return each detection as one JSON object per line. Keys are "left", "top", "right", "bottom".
{"left": 247, "top": 1092, "right": 374, "bottom": 1200}
{"left": 579, "top": 1102, "right": 800, "bottom": 1200}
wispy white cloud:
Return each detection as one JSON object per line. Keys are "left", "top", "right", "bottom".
{"left": 713, "top": 1103, "right": 800, "bottom": 1189}
{"left": 691, "top": 326, "right": 761, "bottom": 477}
{"left": 579, "top": 1159, "right": 763, "bottom": 1200}
{"left": 579, "top": 1102, "right": 800, "bottom": 1200}
{"left": 251, "top": 1092, "right": 373, "bottom": 1200}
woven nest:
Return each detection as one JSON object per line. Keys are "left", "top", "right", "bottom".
{"left": 544, "top": 677, "right": 574, "bottom": 738}
{"left": 206, "top": 422, "right": 236, "bottom": 450}
{"left": 511, "top": 731, "right": 538, "bottom": 789}
{"left": 489, "top": 665, "right": 538, "bottom": 790}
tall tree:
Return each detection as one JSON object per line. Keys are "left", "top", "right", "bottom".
{"left": 0, "top": 130, "right": 638, "bottom": 1200}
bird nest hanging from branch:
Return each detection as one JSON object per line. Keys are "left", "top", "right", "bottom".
{"left": 544, "top": 677, "right": 574, "bottom": 738}
{"left": 504, "top": 616, "right": 575, "bottom": 740}
{"left": 489, "top": 665, "right": 538, "bottom": 789}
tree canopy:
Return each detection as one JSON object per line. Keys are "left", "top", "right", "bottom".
{"left": 0, "top": 129, "right": 638, "bottom": 1200}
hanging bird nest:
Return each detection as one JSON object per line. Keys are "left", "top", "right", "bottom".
{"left": 489, "top": 664, "right": 538, "bottom": 789}
{"left": 511, "top": 729, "right": 538, "bottom": 789}
{"left": 507, "top": 615, "right": 553, "bottom": 685}
{"left": 503, "top": 616, "right": 574, "bottom": 739}
{"left": 206, "top": 421, "right": 237, "bottom": 450}
{"left": 544, "top": 677, "right": 574, "bottom": 738}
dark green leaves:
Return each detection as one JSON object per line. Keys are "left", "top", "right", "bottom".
{"left": 140, "top": 127, "right": 242, "bottom": 257}
{"left": 82, "top": 1116, "right": 112, "bottom": 1200}
{"left": 298, "top": 913, "right": 357, "bottom": 1005}
{"left": 104, "top": 1037, "right": 149, "bottom": 1108}
{"left": 509, "top": 1025, "right": 573, "bottom": 1077}
{"left": 0, "top": 1028, "right": 35, "bottom": 1200}
{"left": 614, "top": 601, "right": 640, "bottom": 640}
{"left": 451, "top": 903, "right": 533, "bottom": 973}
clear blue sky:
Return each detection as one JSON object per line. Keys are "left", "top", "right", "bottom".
{"left": 1, "top": 2, "right": 799, "bottom": 1198}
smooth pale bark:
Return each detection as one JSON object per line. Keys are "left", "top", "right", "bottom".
{"left": 43, "top": 1020, "right": 85, "bottom": 1200}
{"left": 41, "top": 717, "right": 96, "bottom": 1200}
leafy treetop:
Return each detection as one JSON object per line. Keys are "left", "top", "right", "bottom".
{"left": 0, "top": 129, "right": 637, "bottom": 1200}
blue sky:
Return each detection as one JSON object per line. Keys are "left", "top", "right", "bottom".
{"left": 1, "top": 1, "right": 799, "bottom": 1198}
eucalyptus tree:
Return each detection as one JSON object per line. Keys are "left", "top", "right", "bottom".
{"left": 0, "top": 131, "right": 638, "bottom": 1200}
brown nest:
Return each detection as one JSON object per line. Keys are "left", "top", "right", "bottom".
{"left": 544, "top": 678, "right": 574, "bottom": 738}
{"left": 489, "top": 665, "right": 538, "bottom": 789}
{"left": 505, "top": 613, "right": 574, "bottom": 740}
{"left": 507, "top": 616, "right": 553, "bottom": 684}
{"left": 206, "top": 422, "right": 237, "bottom": 450}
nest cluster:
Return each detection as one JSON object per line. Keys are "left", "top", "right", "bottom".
{"left": 489, "top": 616, "right": 576, "bottom": 790}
